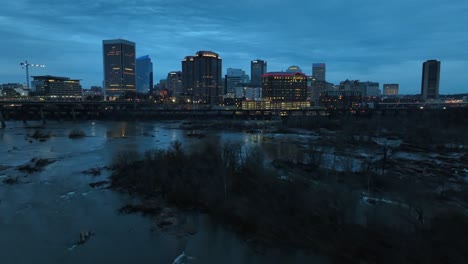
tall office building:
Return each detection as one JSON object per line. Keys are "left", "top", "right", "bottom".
{"left": 181, "top": 56, "right": 194, "bottom": 97}
{"left": 181, "top": 51, "right": 222, "bottom": 104}
{"left": 262, "top": 72, "right": 308, "bottom": 101}
{"left": 312, "top": 63, "right": 326, "bottom": 82}
{"left": 383, "top": 84, "right": 399, "bottom": 95}
{"left": 102, "top": 39, "right": 136, "bottom": 100}
{"left": 225, "top": 68, "right": 249, "bottom": 98}
{"left": 421, "top": 60, "right": 441, "bottom": 100}
{"left": 251, "top": 59, "right": 267, "bottom": 88}
{"left": 136, "top": 55, "right": 153, "bottom": 95}
{"left": 167, "top": 71, "right": 182, "bottom": 97}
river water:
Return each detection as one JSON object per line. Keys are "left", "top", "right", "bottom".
{"left": 0, "top": 121, "right": 328, "bottom": 264}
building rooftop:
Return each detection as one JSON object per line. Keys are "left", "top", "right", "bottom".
{"left": 286, "top": 66, "right": 302, "bottom": 73}
{"left": 195, "top": 51, "right": 221, "bottom": 59}
{"left": 102, "top": 39, "right": 135, "bottom": 46}
{"left": 137, "top": 55, "right": 151, "bottom": 60}
{"left": 31, "top": 75, "right": 80, "bottom": 81}
{"left": 263, "top": 72, "right": 307, "bottom": 77}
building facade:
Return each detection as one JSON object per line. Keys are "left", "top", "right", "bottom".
{"left": 320, "top": 90, "right": 362, "bottom": 110}
{"left": 181, "top": 56, "right": 194, "bottom": 97}
{"left": 359, "top": 81, "right": 380, "bottom": 97}
{"left": 102, "top": 39, "right": 136, "bottom": 100}
{"left": 30, "top": 75, "right": 82, "bottom": 99}
{"left": 421, "top": 60, "right": 441, "bottom": 100}
{"left": 250, "top": 59, "right": 267, "bottom": 88}
{"left": 225, "top": 68, "right": 249, "bottom": 98}
{"left": 383, "top": 84, "right": 399, "bottom": 95}
{"left": 242, "top": 101, "right": 310, "bottom": 110}
{"left": 136, "top": 55, "right": 153, "bottom": 95}
{"left": 233, "top": 83, "right": 262, "bottom": 101}
{"left": 312, "top": 63, "right": 326, "bottom": 82}
{"left": 167, "top": 71, "right": 182, "bottom": 97}
{"left": 181, "top": 51, "right": 222, "bottom": 105}
{"left": 262, "top": 72, "right": 308, "bottom": 101}
{"left": 338, "top": 80, "right": 380, "bottom": 97}
{"left": 0, "top": 83, "right": 28, "bottom": 97}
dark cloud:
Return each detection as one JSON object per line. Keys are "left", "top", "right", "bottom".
{"left": 0, "top": 0, "right": 467, "bottom": 94}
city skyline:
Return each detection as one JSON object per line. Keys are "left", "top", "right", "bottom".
{"left": 1, "top": 0, "right": 467, "bottom": 94}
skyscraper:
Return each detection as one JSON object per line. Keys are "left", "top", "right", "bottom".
{"left": 181, "top": 56, "right": 194, "bottom": 97}
{"left": 182, "top": 51, "right": 222, "bottom": 105}
{"left": 225, "top": 68, "right": 249, "bottom": 98}
{"left": 167, "top": 71, "right": 182, "bottom": 97}
{"left": 136, "top": 55, "right": 153, "bottom": 95}
{"left": 102, "top": 39, "right": 136, "bottom": 100}
{"left": 421, "top": 60, "right": 441, "bottom": 100}
{"left": 251, "top": 60, "right": 267, "bottom": 88}
{"left": 312, "top": 63, "right": 326, "bottom": 82}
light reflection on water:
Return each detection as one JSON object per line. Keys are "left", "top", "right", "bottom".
{"left": 0, "top": 121, "right": 328, "bottom": 264}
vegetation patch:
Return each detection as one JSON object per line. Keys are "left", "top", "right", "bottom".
{"left": 110, "top": 140, "right": 468, "bottom": 263}
{"left": 17, "top": 158, "right": 56, "bottom": 173}
{"left": 29, "top": 130, "right": 51, "bottom": 140}
{"left": 68, "top": 128, "right": 86, "bottom": 138}
{"left": 89, "top": 180, "right": 109, "bottom": 188}
{"left": 2, "top": 176, "right": 20, "bottom": 185}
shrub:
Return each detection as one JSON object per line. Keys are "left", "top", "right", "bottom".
{"left": 68, "top": 128, "right": 86, "bottom": 138}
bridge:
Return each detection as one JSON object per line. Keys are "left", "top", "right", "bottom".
{"left": 0, "top": 100, "right": 330, "bottom": 128}
{"left": 0, "top": 100, "right": 467, "bottom": 128}
{"left": 376, "top": 101, "right": 468, "bottom": 110}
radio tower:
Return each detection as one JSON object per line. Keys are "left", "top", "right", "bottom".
{"left": 20, "top": 60, "right": 45, "bottom": 89}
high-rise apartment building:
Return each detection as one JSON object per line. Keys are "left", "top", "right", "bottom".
{"left": 312, "top": 63, "right": 326, "bottom": 82}
{"left": 421, "top": 60, "right": 440, "bottom": 100}
{"left": 181, "top": 51, "right": 222, "bottom": 104}
{"left": 225, "top": 68, "right": 249, "bottom": 98}
{"left": 262, "top": 72, "right": 308, "bottom": 101}
{"left": 251, "top": 59, "right": 267, "bottom": 88}
{"left": 102, "top": 39, "right": 136, "bottom": 100}
{"left": 383, "top": 84, "right": 399, "bottom": 95}
{"left": 136, "top": 55, "right": 153, "bottom": 95}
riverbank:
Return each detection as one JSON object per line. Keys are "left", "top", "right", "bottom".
{"left": 2, "top": 121, "right": 333, "bottom": 263}
{"left": 109, "top": 135, "right": 468, "bottom": 263}
{"left": 107, "top": 110, "right": 468, "bottom": 263}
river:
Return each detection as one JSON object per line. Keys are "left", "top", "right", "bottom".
{"left": 0, "top": 121, "right": 328, "bottom": 264}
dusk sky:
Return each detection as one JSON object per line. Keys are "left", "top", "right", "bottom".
{"left": 1, "top": 0, "right": 467, "bottom": 94}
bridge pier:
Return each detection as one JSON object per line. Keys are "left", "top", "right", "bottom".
{"left": 71, "top": 108, "right": 77, "bottom": 121}
{"left": 40, "top": 108, "right": 46, "bottom": 125}
{"left": 0, "top": 109, "right": 6, "bottom": 128}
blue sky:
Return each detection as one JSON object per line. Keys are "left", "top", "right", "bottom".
{"left": 1, "top": 0, "right": 467, "bottom": 94}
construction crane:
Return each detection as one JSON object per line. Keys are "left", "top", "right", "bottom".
{"left": 20, "top": 60, "right": 45, "bottom": 89}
